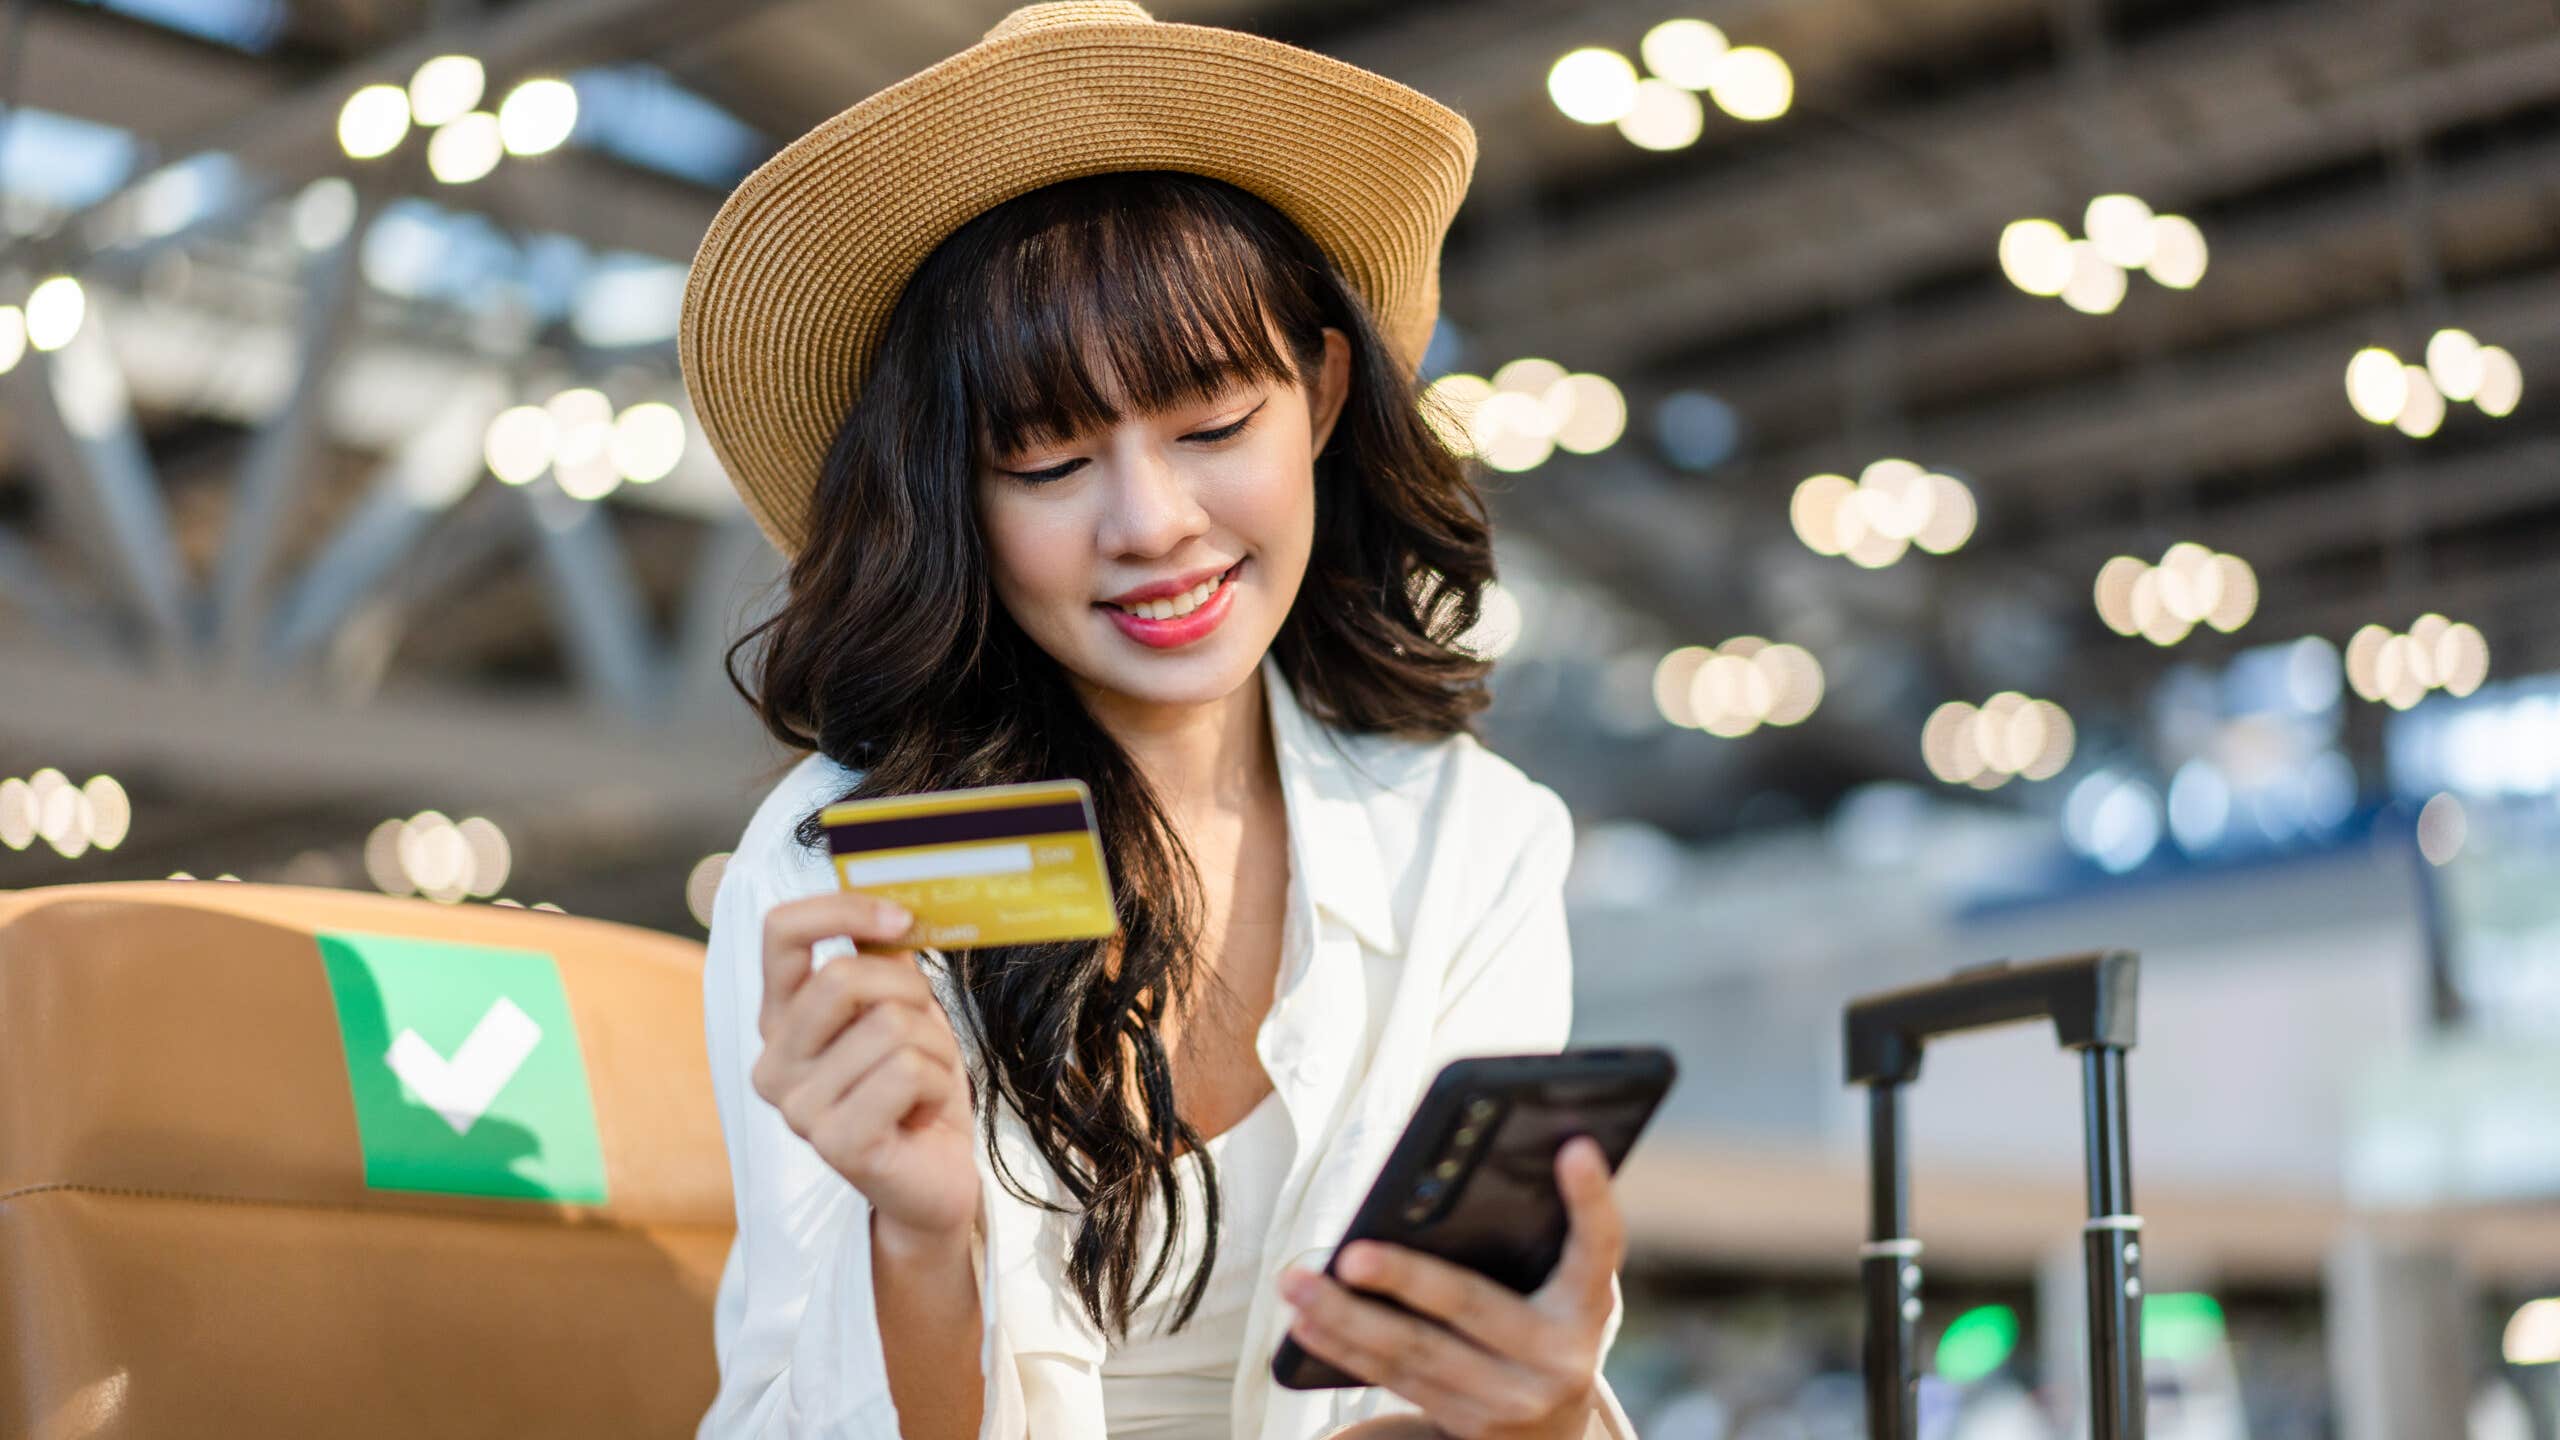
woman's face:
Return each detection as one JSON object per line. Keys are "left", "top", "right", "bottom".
{"left": 976, "top": 324, "right": 1352, "bottom": 716}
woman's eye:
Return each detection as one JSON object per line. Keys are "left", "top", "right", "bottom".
{"left": 1183, "top": 411, "right": 1256, "bottom": 444}
{"left": 1011, "top": 458, "right": 1084, "bottom": 485}
{"left": 1003, "top": 405, "right": 1258, "bottom": 484}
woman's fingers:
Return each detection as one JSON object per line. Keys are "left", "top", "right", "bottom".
{"left": 1280, "top": 1139, "right": 1623, "bottom": 1438}
{"left": 1287, "top": 1316, "right": 1488, "bottom": 1435}
{"left": 1536, "top": 1135, "right": 1626, "bottom": 1322}
{"left": 751, "top": 956, "right": 945, "bottom": 1110}
{"left": 812, "top": 1047, "right": 960, "bottom": 1165}
{"left": 777, "top": 1001, "right": 958, "bottom": 1136}
{"left": 771, "top": 950, "right": 937, "bottom": 1064}
{"left": 757, "top": 892, "right": 922, "bottom": 1037}
{"left": 1333, "top": 1240, "right": 1547, "bottom": 1361}
{"left": 1283, "top": 1271, "right": 1546, "bottom": 1430}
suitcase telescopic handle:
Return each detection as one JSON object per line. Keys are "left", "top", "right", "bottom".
{"left": 1845, "top": 950, "right": 2146, "bottom": 1440}
{"left": 1842, "top": 949, "right": 2139, "bottom": 1086}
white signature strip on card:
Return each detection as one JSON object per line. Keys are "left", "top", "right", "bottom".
{"left": 837, "top": 841, "right": 1036, "bottom": 887}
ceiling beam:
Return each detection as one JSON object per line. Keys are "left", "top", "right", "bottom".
{"left": 1663, "top": 125, "right": 2560, "bottom": 489}
{"left": 0, "top": 634, "right": 786, "bottom": 829}
{"left": 1447, "top": 0, "right": 2560, "bottom": 372}
{"left": 23, "top": 0, "right": 737, "bottom": 270}
{"left": 3, "top": 332, "right": 191, "bottom": 657}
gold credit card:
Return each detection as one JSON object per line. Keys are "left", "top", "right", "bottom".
{"left": 820, "top": 779, "right": 1119, "bottom": 950}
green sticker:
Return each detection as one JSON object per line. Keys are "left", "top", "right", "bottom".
{"left": 316, "top": 929, "right": 609, "bottom": 1204}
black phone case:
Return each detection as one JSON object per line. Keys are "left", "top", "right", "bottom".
{"left": 1270, "top": 1046, "right": 1677, "bottom": 1391}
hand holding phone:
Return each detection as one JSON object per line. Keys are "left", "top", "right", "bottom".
{"left": 1279, "top": 1136, "right": 1628, "bottom": 1436}
{"left": 1271, "top": 1047, "right": 1675, "bottom": 1426}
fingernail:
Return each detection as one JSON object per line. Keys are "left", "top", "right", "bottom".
{"left": 1339, "top": 1244, "right": 1376, "bottom": 1280}
{"left": 883, "top": 904, "right": 914, "bottom": 930}
{"left": 1278, "top": 1270, "right": 1312, "bottom": 1301}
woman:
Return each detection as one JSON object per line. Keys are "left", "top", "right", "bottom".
{"left": 685, "top": 6, "right": 1637, "bottom": 1438}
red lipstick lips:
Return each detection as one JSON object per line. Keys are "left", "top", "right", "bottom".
{"left": 1099, "top": 560, "right": 1245, "bottom": 651}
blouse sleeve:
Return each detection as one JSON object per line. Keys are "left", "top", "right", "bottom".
{"left": 696, "top": 846, "right": 1029, "bottom": 1438}
{"left": 1426, "top": 778, "right": 1577, "bottom": 1066}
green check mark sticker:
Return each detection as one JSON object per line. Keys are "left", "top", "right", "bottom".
{"left": 317, "top": 929, "right": 610, "bottom": 1204}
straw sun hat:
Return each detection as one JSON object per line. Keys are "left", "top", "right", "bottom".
{"left": 677, "top": 0, "right": 1478, "bottom": 556}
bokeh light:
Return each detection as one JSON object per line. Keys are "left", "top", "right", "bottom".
{"left": 1923, "top": 694, "right": 2075, "bottom": 788}
{"left": 2474, "top": 346, "right": 2522, "bottom": 417}
{"left": 2146, "top": 215, "right": 2209, "bottom": 288}
{"left": 1619, "top": 78, "right": 1706, "bottom": 151}
{"left": 1640, "top": 19, "right": 1729, "bottom": 90}
{"left": 2059, "top": 241, "right": 2128, "bottom": 315}
{"left": 2097, "top": 544, "right": 2258, "bottom": 642}
{"left": 1792, "top": 462, "right": 1976, "bottom": 564}
{"left": 1708, "top": 46, "right": 1793, "bottom": 121}
{"left": 2345, "top": 615, "right": 2489, "bottom": 707}
{"left": 1656, "top": 637, "right": 1825, "bottom": 736}
{"left": 426, "top": 110, "right": 505, "bottom": 184}
{"left": 1550, "top": 48, "right": 1640, "bottom": 125}
{"left": 337, "top": 83, "right": 412, "bottom": 159}
{"left": 1998, "top": 219, "right": 2073, "bottom": 297}
{"left": 2393, "top": 365, "right": 2445, "bottom": 439}
{"left": 25, "top": 276, "right": 86, "bottom": 352}
{"left": 407, "top": 54, "right": 486, "bottom": 128}
{"left": 687, "top": 853, "right": 732, "bottom": 929}
{"left": 498, "top": 78, "right": 581, "bottom": 156}
{"left": 2345, "top": 347, "right": 2410, "bottom": 425}
{"left": 2083, "top": 194, "right": 2157, "bottom": 270}
{"left": 2425, "top": 328, "right": 2484, "bottom": 402}
{"left": 2415, "top": 793, "right": 2466, "bottom": 867}
{"left": 372, "top": 810, "right": 514, "bottom": 903}
{"left": 1426, "top": 362, "right": 1625, "bottom": 470}
{"left": 608, "top": 402, "right": 687, "bottom": 482}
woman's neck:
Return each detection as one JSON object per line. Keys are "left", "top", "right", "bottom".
{"left": 1076, "top": 664, "right": 1278, "bottom": 826}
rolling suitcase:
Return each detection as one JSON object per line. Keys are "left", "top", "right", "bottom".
{"left": 1843, "top": 950, "right": 2146, "bottom": 1440}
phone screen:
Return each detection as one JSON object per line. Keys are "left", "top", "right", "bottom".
{"left": 1272, "top": 1047, "right": 1675, "bottom": 1390}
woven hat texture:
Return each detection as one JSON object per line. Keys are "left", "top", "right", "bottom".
{"left": 678, "top": 0, "right": 1478, "bottom": 555}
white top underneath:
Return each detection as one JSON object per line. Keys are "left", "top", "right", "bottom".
{"left": 1099, "top": 1084, "right": 1298, "bottom": 1438}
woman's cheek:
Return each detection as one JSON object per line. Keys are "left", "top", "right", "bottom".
{"left": 1220, "top": 444, "right": 1316, "bottom": 552}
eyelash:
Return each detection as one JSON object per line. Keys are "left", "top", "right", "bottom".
{"left": 1009, "top": 409, "right": 1259, "bottom": 485}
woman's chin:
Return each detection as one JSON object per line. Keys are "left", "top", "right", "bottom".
{"left": 1069, "top": 614, "right": 1273, "bottom": 711}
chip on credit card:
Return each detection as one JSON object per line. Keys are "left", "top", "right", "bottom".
{"left": 820, "top": 779, "right": 1120, "bottom": 950}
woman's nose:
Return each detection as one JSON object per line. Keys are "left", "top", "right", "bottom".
{"left": 1101, "top": 449, "right": 1211, "bottom": 558}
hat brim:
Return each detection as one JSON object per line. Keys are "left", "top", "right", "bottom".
{"left": 678, "top": 19, "right": 1477, "bottom": 555}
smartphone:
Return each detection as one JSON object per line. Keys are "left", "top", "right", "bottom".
{"left": 1271, "top": 1046, "right": 1677, "bottom": 1390}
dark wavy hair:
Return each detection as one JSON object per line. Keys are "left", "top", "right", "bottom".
{"left": 728, "top": 170, "right": 1496, "bottom": 1338}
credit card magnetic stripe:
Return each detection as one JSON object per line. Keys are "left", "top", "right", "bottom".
{"left": 826, "top": 800, "right": 1092, "bottom": 855}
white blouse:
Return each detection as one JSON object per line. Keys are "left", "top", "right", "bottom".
{"left": 1098, "top": 1084, "right": 1294, "bottom": 1437}
{"left": 696, "top": 653, "right": 1633, "bottom": 1440}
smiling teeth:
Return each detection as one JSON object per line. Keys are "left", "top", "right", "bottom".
{"left": 1129, "top": 574, "right": 1222, "bottom": 621}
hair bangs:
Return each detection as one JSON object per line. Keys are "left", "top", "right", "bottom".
{"left": 955, "top": 178, "right": 1312, "bottom": 463}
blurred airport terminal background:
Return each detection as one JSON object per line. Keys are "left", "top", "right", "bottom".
{"left": 2, "top": 0, "right": 2558, "bottom": 1436}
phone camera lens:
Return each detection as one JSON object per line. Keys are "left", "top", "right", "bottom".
{"left": 1454, "top": 1123, "right": 1484, "bottom": 1147}
{"left": 1464, "top": 1097, "right": 1498, "bottom": 1124}
{"left": 1414, "top": 1176, "right": 1445, "bottom": 1203}
{"left": 1432, "top": 1157, "right": 1462, "bottom": 1181}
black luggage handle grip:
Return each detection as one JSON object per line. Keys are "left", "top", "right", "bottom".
{"left": 1848, "top": 949, "right": 2148, "bottom": 1440}
{"left": 1844, "top": 949, "right": 2139, "bottom": 1087}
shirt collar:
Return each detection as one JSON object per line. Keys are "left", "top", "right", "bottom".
{"left": 1259, "top": 653, "right": 1400, "bottom": 955}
